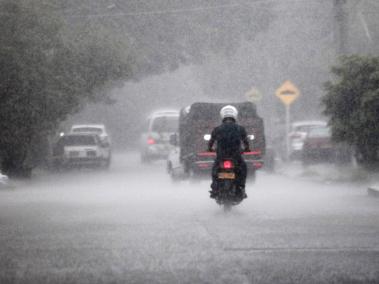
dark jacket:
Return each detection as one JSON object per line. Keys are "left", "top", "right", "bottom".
{"left": 208, "top": 118, "right": 250, "bottom": 159}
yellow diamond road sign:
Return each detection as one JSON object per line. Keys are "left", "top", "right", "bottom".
{"left": 275, "top": 80, "right": 300, "bottom": 106}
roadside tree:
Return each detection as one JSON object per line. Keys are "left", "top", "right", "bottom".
{"left": 323, "top": 55, "right": 379, "bottom": 169}
{"left": 0, "top": 0, "right": 132, "bottom": 177}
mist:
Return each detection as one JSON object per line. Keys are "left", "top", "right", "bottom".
{"left": 1, "top": 0, "right": 379, "bottom": 283}
{"left": 65, "top": 1, "right": 379, "bottom": 147}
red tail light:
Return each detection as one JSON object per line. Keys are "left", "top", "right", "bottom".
{"left": 147, "top": 138, "right": 155, "bottom": 145}
{"left": 197, "top": 163, "right": 210, "bottom": 169}
{"left": 223, "top": 160, "right": 233, "bottom": 169}
{"left": 254, "top": 162, "right": 263, "bottom": 169}
{"left": 243, "top": 150, "right": 261, "bottom": 155}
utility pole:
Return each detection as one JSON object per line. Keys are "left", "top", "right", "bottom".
{"left": 333, "top": 0, "right": 348, "bottom": 55}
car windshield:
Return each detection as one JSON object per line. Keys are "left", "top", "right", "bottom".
{"left": 308, "top": 127, "right": 331, "bottom": 138}
{"left": 294, "top": 125, "right": 323, "bottom": 133}
{"left": 60, "top": 135, "right": 97, "bottom": 146}
{"left": 73, "top": 127, "right": 103, "bottom": 134}
{"left": 152, "top": 117, "right": 178, "bottom": 133}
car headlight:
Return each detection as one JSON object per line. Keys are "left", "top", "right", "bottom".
{"left": 203, "top": 134, "right": 211, "bottom": 141}
{"left": 248, "top": 134, "right": 255, "bottom": 140}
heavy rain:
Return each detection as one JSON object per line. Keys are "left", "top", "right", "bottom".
{"left": 1, "top": 1, "right": 379, "bottom": 283}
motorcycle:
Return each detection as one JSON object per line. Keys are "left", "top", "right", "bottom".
{"left": 213, "top": 158, "right": 244, "bottom": 211}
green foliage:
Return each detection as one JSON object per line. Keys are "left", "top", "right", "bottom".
{"left": 0, "top": 0, "right": 132, "bottom": 177}
{"left": 323, "top": 55, "right": 379, "bottom": 168}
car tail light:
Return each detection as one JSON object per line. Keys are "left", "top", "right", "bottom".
{"left": 243, "top": 150, "right": 261, "bottom": 155}
{"left": 147, "top": 138, "right": 155, "bottom": 145}
{"left": 197, "top": 163, "right": 210, "bottom": 169}
{"left": 222, "top": 160, "right": 233, "bottom": 169}
{"left": 197, "top": 152, "right": 216, "bottom": 157}
{"left": 254, "top": 162, "right": 263, "bottom": 169}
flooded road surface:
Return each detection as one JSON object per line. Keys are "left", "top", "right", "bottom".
{"left": 1, "top": 152, "right": 379, "bottom": 283}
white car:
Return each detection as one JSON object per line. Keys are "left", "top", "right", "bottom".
{"left": 140, "top": 110, "right": 179, "bottom": 163}
{"left": 70, "top": 124, "right": 110, "bottom": 145}
{"left": 289, "top": 120, "right": 327, "bottom": 159}
{"left": 52, "top": 133, "right": 111, "bottom": 169}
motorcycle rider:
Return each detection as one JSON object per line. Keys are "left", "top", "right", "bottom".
{"left": 207, "top": 105, "right": 250, "bottom": 199}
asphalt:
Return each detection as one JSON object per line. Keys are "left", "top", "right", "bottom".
{"left": 1, "top": 152, "right": 379, "bottom": 284}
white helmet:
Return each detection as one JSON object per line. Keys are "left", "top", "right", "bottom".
{"left": 220, "top": 105, "right": 238, "bottom": 120}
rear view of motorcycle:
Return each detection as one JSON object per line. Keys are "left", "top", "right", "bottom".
{"left": 213, "top": 158, "right": 244, "bottom": 211}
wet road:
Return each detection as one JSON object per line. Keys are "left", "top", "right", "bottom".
{"left": 1, "top": 152, "right": 379, "bottom": 284}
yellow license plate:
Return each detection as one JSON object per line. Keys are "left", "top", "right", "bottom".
{"left": 218, "top": 172, "right": 235, "bottom": 179}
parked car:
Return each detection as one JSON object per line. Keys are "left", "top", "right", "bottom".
{"left": 289, "top": 120, "right": 327, "bottom": 160}
{"left": 52, "top": 133, "right": 111, "bottom": 169}
{"left": 140, "top": 110, "right": 179, "bottom": 163}
{"left": 167, "top": 102, "right": 266, "bottom": 181}
{"left": 302, "top": 126, "right": 352, "bottom": 165}
{"left": 70, "top": 124, "right": 110, "bottom": 145}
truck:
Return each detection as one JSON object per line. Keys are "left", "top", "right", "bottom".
{"left": 167, "top": 102, "right": 266, "bottom": 181}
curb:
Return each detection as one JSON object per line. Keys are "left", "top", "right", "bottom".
{"left": 368, "top": 186, "right": 379, "bottom": 198}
